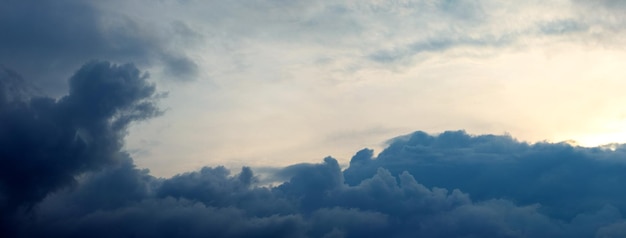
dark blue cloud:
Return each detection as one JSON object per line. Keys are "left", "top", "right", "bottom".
{"left": 344, "top": 130, "right": 626, "bottom": 220}
{"left": 24, "top": 150, "right": 626, "bottom": 237}
{"left": 3, "top": 64, "right": 626, "bottom": 237}
{"left": 0, "top": 61, "right": 161, "bottom": 235}
{"left": 0, "top": 66, "right": 43, "bottom": 104}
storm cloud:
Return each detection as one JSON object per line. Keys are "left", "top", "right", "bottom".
{"left": 2, "top": 0, "right": 626, "bottom": 236}
{"left": 2, "top": 62, "right": 626, "bottom": 237}
{"left": 14, "top": 134, "right": 626, "bottom": 237}
{"left": 344, "top": 131, "right": 626, "bottom": 220}
{"left": 0, "top": 0, "right": 198, "bottom": 95}
{"left": 0, "top": 61, "right": 161, "bottom": 235}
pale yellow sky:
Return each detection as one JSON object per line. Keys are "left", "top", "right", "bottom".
{"left": 119, "top": 0, "right": 626, "bottom": 177}
{"left": 125, "top": 42, "right": 626, "bottom": 177}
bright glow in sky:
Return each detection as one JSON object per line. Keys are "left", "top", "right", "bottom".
{"left": 4, "top": 0, "right": 625, "bottom": 177}
{"left": 107, "top": 0, "right": 626, "bottom": 177}
{"left": 7, "top": 1, "right": 626, "bottom": 236}
{"left": 127, "top": 43, "right": 626, "bottom": 176}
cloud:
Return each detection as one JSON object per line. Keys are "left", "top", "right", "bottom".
{"left": 0, "top": 66, "right": 43, "bottom": 104}
{"left": 3, "top": 0, "right": 626, "bottom": 235}
{"left": 22, "top": 149, "right": 626, "bottom": 237}
{"left": 538, "top": 19, "right": 588, "bottom": 35}
{"left": 0, "top": 0, "right": 198, "bottom": 95}
{"left": 573, "top": 0, "right": 626, "bottom": 10}
{"left": 344, "top": 130, "right": 626, "bottom": 220}
{"left": 0, "top": 61, "right": 161, "bottom": 235}
{"left": 368, "top": 34, "right": 514, "bottom": 63}
{"left": 55, "top": 0, "right": 626, "bottom": 181}
{"left": 2, "top": 61, "right": 626, "bottom": 236}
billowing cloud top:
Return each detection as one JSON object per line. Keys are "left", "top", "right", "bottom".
{"left": 2, "top": 63, "right": 626, "bottom": 237}
{"left": 0, "top": 61, "right": 161, "bottom": 222}
{"left": 2, "top": 0, "right": 626, "bottom": 237}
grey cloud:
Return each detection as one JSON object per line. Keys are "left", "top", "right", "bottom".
{"left": 368, "top": 17, "right": 591, "bottom": 64}
{"left": 3, "top": 1, "right": 626, "bottom": 233}
{"left": 361, "top": 2, "right": 619, "bottom": 65}
{"left": 0, "top": 0, "right": 198, "bottom": 96}
{"left": 25, "top": 151, "right": 626, "bottom": 237}
{"left": 3, "top": 72, "right": 626, "bottom": 238}
{"left": 596, "top": 221, "right": 626, "bottom": 237}
{"left": 538, "top": 20, "right": 588, "bottom": 35}
{"left": 308, "top": 207, "right": 388, "bottom": 237}
{"left": 369, "top": 35, "right": 514, "bottom": 63}
{"left": 28, "top": 198, "right": 307, "bottom": 238}
{"left": 3, "top": 61, "right": 626, "bottom": 236}
{"left": 161, "top": 54, "right": 199, "bottom": 80}
{"left": 344, "top": 130, "right": 626, "bottom": 220}
{"left": 0, "top": 61, "right": 161, "bottom": 235}
{"left": 573, "top": 0, "right": 626, "bottom": 9}
{"left": 354, "top": 0, "right": 486, "bottom": 22}
{"left": 0, "top": 66, "right": 43, "bottom": 104}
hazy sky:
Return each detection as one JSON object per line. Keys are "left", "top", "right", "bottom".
{"left": 3, "top": 0, "right": 626, "bottom": 177}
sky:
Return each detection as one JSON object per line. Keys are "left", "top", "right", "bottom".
{"left": 2, "top": 0, "right": 626, "bottom": 237}
{"left": 2, "top": 0, "right": 626, "bottom": 176}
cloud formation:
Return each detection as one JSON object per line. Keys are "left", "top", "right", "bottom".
{"left": 345, "top": 131, "right": 626, "bottom": 220}
{"left": 0, "top": 0, "right": 198, "bottom": 95}
{"left": 2, "top": 62, "right": 626, "bottom": 237}
{"left": 19, "top": 139, "right": 626, "bottom": 237}
{"left": 0, "top": 61, "right": 161, "bottom": 235}
{"left": 2, "top": 0, "right": 626, "bottom": 236}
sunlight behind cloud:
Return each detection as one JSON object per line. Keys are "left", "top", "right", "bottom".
{"left": 4, "top": 0, "right": 626, "bottom": 236}
{"left": 126, "top": 39, "right": 626, "bottom": 177}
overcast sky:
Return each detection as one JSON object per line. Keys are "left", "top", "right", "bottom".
{"left": 3, "top": 0, "right": 626, "bottom": 177}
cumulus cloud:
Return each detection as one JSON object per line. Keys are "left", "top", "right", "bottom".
{"left": 3, "top": 0, "right": 626, "bottom": 236}
{"left": 2, "top": 66, "right": 625, "bottom": 237}
{"left": 17, "top": 138, "right": 626, "bottom": 237}
{"left": 2, "top": 62, "right": 626, "bottom": 237}
{"left": 0, "top": 61, "right": 161, "bottom": 235}
{"left": 344, "top": 131, "right": 626, "bottom": 220}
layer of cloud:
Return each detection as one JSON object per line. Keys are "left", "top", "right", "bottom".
{"left": 17, "top": 143, "right": 626, "bottom": 238}
{"left": 2, "top": 63, "right": 626, "bottom": 237}
{"left": 3, "top": 0, "right": 626, "bottom": 236}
